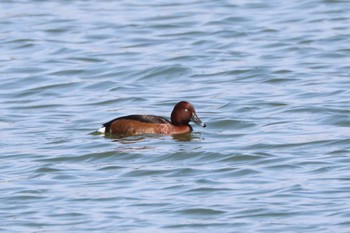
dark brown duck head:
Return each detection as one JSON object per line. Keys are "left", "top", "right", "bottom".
{"left": 170, "top": 101, "right": 206, "bottom": 127}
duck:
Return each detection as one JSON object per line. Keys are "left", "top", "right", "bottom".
{"left": 98, "top": 101, "right": 206, "bottom": 136}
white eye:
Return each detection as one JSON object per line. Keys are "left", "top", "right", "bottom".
{"left": 184, "top": 109, "right": 189, "bottom": 112}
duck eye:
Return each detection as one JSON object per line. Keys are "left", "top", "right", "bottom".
{"left": 184, "top": 109, "right": 189, "bottom": 112}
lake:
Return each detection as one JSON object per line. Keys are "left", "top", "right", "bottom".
{"left": 1, "top": 0, "right": 350, "bottom": 232}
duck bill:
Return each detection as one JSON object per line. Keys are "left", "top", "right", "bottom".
{"left": 191, "top": 112, "right": 206, "bottom": 127}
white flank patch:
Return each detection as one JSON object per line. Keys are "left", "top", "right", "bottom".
{"left": 97, "top": 127, "right": 106, "bottom": 133}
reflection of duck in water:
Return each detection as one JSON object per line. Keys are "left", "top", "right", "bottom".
{"left": 98, "top": 101, "right": 206, "bottom": 136}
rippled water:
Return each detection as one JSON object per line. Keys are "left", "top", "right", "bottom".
{"left": 1, "top": 0, "right": 350, "bottom": 232}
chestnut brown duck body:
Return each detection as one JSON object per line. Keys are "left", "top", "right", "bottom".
{"left": 98, "top": 101, "right": 206, "bottom": 136}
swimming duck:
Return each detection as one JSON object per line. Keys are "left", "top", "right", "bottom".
{"left": 98, "top": 101, "right": 206, "bottom": 136}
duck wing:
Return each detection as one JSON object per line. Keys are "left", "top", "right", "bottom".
{"left": 103, "top": 115, "right": 170, "bottom": 127}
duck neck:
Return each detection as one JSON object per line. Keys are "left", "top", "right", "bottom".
{"left": 171, "top": 113, "right": 189, "bottom": 126}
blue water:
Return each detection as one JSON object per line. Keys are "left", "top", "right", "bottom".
{"left": 1, "top": 0, "right": 350, "bottom": 232}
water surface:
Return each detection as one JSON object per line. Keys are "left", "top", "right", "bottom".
{"left": 1, "top": 0, "right": 350, "bottom": 232}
